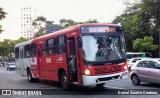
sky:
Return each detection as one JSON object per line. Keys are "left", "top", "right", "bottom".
{"left": 0, "top": 0, "right": 127, "bottom": 40}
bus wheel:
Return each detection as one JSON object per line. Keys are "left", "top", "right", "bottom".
{"left": 96, "top": 83, "right": 105, "bottom": 88}
{"left": 27, "top": 69, "right": 39, "bottom": 82}
{"left": 61, "top": 71, "right": 70, "bottom": 90}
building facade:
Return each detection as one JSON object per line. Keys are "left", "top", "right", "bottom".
{"left": 21, "top": 7, "right": 41, "bottom": 39}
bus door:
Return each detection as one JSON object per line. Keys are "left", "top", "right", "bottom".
{"left": 67, "top": 37, "right": 78, "bottom": 82}
{"left": 20, "top": 48, "right": 25, "bottom": 76}
{"left": 37, "top": 44, "right": 44, "bottom": 78}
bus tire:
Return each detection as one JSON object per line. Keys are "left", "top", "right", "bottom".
{"left": 96, "top": 83, "right": 105, "bottom": 88}
{"left": 27, "top": 69, "right": 39, "bottom": 82}
{"left": 60, "top": 71, "right": 70, "bottom": 90}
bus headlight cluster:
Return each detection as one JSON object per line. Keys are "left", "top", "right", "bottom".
{"left": 124, "top": 65, "right": 128, "bottom": 70}
{"left": 84, "top": 69, "right": 91, "bottom": 75}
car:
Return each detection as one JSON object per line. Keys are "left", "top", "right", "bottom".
{"left": 6, "top": 63, "right": 16, "bottom": 70}
{"left": 128, "top": 57, "right": 142, "bottom": 68}
{"left": 130, "top": 58, "right": 160, "bottom": 85}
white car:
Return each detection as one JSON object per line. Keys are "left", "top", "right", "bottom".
{"left": 128, "top": 58, "right": 143, "bottom": 68}
{"left": 7, "top": 63, "right": 16, "bottom": 70}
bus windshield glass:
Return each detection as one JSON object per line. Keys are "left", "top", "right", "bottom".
{"left": 82, "top": 34, "right": 126, "bottom": 64}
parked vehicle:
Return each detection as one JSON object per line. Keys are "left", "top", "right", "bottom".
{"left": 7, "top": 63, "right": 16, "bottom": 70}
{"left": 130, "top": 58, "right": 160, "bottom": 85}
{"left": 128, "top": 57, "right": 142, "bottom": 68}
{"left": 127, "top": 52, "right": 152, "bottom": 63}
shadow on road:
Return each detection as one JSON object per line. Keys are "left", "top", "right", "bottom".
{"left": 139, "top": 83, "right": 160, "bottom": 88}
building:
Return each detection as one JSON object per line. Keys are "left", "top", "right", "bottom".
{"left": 46, "top": 25, "right": 64, "bottom": 34}
{"left": 21, "top": 7, "right": 41, "bottom": 39}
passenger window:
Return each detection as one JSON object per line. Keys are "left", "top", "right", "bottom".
{"left": 15, "top": 47, "right": 19, "bottom": 59}
{"left": 137, "top": 61, "right": 148, "bottom": 68}
{"left": 44, "top": 38, "right": 57, "bottom": 55}
{"left": 147, "top": 61, "right": 156, "bottom": 68}
{"left": 44, "top": 40, "right": 48, "bottom": 55}
{"left": 31, "top": 43, "right": 36, "bottom": 57}
{"left": 24, "top": 44, "right": 30, "bottom": 58}
{"left": 57, "top": 36, "right": 66, "bottom": 54}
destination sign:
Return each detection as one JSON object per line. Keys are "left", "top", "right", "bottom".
{"left": 81, "top": 26, "right": 122, "bottom": 33}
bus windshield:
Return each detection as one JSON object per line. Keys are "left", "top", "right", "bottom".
{"left": 82, "top": 34, "right": 126, "bottom": 64}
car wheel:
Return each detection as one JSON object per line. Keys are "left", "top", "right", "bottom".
{"left": 131, "top": 75, "right": 140, "bottom": 85}
{"left": 96, "top": 83, "right": 105, "bottom": 88}
{"left": 60, "top": 71, "right": 70, "bottom": 90}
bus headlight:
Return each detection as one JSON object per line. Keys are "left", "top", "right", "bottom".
{"left": 84, "top": 69, "right": 91, "bottom": 75}
{"left": 124, "top": 65, "right": 128, "bottom": 71}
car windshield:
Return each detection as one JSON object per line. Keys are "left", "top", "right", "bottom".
{"left": 82, "top": 34, "right": 126, "bottom": 63}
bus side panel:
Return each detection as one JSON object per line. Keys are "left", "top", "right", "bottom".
{"left": 22, "top": 58, "right": 30, "bottom": 76}
{"left": 43, "top": 54, "right": 67, "bottom": 81}
{"left": 30, "top": 57, "right": 39, "bottom": 78}
{"left": 16, "top": 59, "right": 22, "bottom": 76}
{"left": 42, "top": 55, "right": 56, "bottom": 80}
{"left": 16, "top": 58, "right": 30, "bottom": 77}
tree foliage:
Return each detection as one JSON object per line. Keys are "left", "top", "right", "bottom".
{"left": 32, "top": 16, "right": 54, "bottom": 38}
{"left": 32, "top": 17, "right": 99, "bottom": 38}
{"left": 0, "top": 37, "right": 27, "bottom": 62}
{"left": 59, "top": 18, "right": 98, "bottom": 28}
{"left": 0, "top": 7, "right": 7, "bottom": 34}
{"left": 112, "top": 0, "right": 160, "bottom": 56}
{"left": 133, "top": 36, "right": 158, "bottom": 52}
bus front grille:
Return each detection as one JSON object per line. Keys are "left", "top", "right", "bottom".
{"left": 94, "top": 66, "right": 121, "bottom": 74}
{"left": 98, "top": 75, "right": 120, "bottom": 81}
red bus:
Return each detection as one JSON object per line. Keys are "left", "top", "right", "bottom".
{"left": 15, "top": 24, "right": 128, "bottom": 89}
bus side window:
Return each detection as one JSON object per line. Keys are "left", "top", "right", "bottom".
{"left": 31, "top": 43, "right": 36, "bottom": 57}
{"left": 24, "top": 44, "right": 30, "bottom": 58}
{"left": 15, "top": 47, "right": 19, "bottom": 59}
{"left": 53, "top": 38, "right": 57, "bottom": 54}
{"left": 57, "top": 36, "right": 66, "bottom": 54}
{"left": 48, "top": 38, "right": 55, "bottom": 55}
{"left": 44, "top": 40, "right": 48, "bottom": 55}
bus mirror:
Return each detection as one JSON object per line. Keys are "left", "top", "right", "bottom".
{"left": 78, "top": 38, "right": 82, "bottom": 48}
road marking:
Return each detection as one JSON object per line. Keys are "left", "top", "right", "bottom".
{"left": 104, "top": 85, "right": 126, "bottom": 89}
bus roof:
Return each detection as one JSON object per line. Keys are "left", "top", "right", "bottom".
{"left": 15, "top": 39, "right": 33, "bottom": 48}
{"left": 15, "top": 23, "right": 122, "bottom": 46}
{"left": 33, "top": 23, "right": 122, "bottom": 41}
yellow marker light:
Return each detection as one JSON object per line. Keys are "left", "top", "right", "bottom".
{"left": 84, "top": 69, "right": 91, "bottom": 75}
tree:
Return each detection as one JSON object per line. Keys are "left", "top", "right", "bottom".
{"left": 0, "top": 7, "right": 7, "bottom": 20}
{"left": 32, "top": 16, "right": 54, "bottom": 38}
{"left": 0, "top": 7, "right": 7, "bottom": 34}
{"left": 0, "top": 39, "right": 15, "bottom": 62}
{"left": 112, "top": 0, "right": 160, "bottom": 56}
{"left": 59, "top": 19, "right": 98, "bottom": 28}
{"left": 133, "top": 36, "right": 158, "bottom": 52}
{"left": 33, "top": 28, "right": 45, "bottom": 38}
{"left": 0, "top": 37, "right": 27, "bottom": 62}
{"left": 59, "top": 19, "right": 76, "bottom": 28}
{"left": 14, "top": 37, "right": 28, "bottom": 44}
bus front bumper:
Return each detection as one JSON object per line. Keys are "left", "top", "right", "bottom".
{"left": 82, "top": 71, "right": 128, "bottom": 86}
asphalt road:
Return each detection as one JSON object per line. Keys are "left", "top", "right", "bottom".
{"left": 0, "top": 67, "right": 160, "bottom": 98}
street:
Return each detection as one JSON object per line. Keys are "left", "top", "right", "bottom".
{"left": 0, "top": 67, "right": 160, "bottom": 98}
